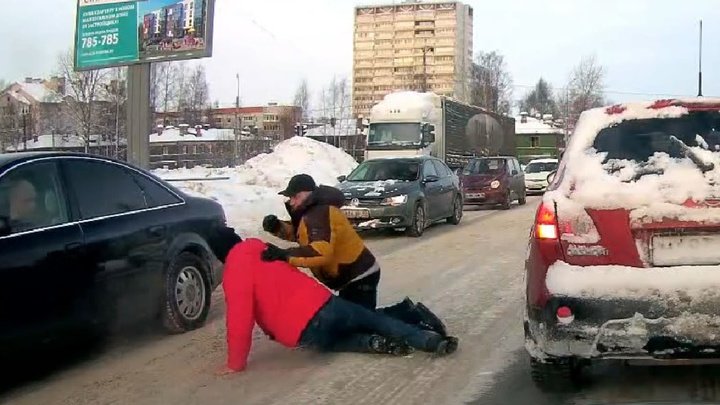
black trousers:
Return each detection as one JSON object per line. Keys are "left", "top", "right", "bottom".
{"left": 337, "top": 270, "right": 421, "bottom": 326}
{"left": 299, "top": 296, "right": 441, "bottom": 353}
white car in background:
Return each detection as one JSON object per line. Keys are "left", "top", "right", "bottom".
{"left": 523, "top": 158, "right": 559, "bottom": 194}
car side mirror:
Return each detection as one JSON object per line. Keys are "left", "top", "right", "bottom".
{"left": 337, "top": 175, "right": 347, "bottom": 183}
{"left": 423, "top": 175, "right": 440, "bottom": 184}
{"left": 0, "top": 216, "right": 10, "bottom": 237}
{"left": 547, "top": 170, "right": 557, "bottom": 184}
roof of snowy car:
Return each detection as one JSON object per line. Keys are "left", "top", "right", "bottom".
{"left": 528, "top": 158, "right": 558, "bottom": 163}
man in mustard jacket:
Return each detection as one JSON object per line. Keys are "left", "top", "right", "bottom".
{"left": 261, "top": 174, "right": 447, "bottom": 336}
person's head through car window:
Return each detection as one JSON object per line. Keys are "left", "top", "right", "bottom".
{"left": 9, "top": 179, "right": 38, "bottom": 226}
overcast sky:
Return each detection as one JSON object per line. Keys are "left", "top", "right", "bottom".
{"left": 2, "top": 0, "right": 719, "bottom": 109}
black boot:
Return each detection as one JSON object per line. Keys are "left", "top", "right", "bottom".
{"left": 368, "top": 335, "right": 415, "bottom": 356}
{"left": 414, "top": 302, "right": 448, "bottom": 337}
{"left": 434, "top": 336, "right": 459, "bottom": 356}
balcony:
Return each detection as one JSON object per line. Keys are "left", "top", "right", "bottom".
{"left": 416, "top": 10, "right": 435, "bottom": 19}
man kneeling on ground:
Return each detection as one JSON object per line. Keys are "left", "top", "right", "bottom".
{"left": 215, "top": 237, "right": 458, "bottom": 373}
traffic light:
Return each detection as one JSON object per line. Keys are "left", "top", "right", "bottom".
{"left": 295, "top": 123, "right": 308, "bottom": 137}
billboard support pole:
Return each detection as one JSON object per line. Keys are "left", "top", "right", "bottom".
{"left": 127, "top": 63, "right": 151, "bottom": 169}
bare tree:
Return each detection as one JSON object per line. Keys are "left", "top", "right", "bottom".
{"left": 293, "top": 79, "right": 310, "bottom": 120}
{"left": 469, "top": 51, "right": 513, "bottom": 115}
{"left": 57, "top": 50, "right": 109, "bottom": 153}
{"left": 561, "top": 55, "right": 607, "bottom": 128}
{"left": 0, "top": 79, "right": 8, "bottom": 92}
{"left": 177, "top": 64, "right": 210, "bottom": 125}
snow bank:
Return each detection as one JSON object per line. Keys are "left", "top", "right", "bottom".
{"left": 154, "top": 136, "right": 358, "bottom": 237}
{"left": 544, "top": 100, "right": 720, "bottom": 222}
{"left": 546, "top": 261, "right": 720, "bottom": 300}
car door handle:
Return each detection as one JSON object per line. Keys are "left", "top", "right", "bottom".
{"left": 65, "top": 242, "right": 82, "bottom": 253}
{"left": 147, "top": 226, "right": 166, "bottom": 238}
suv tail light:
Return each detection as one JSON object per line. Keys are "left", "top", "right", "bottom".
{"left": 535, "top": 203, "right": 559, "bottom": 240}
{"left": 534, "top": 201, "right": 600, "bottom": 243}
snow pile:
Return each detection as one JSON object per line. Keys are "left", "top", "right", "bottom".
{"left": 546, "top": 261, "right": 720, "bottom": 301}
{"left": 544, "top": 100, "right": 720, "bottom": 223}
{"left": 155, "top": 136, "right": 358, "bottom": 237}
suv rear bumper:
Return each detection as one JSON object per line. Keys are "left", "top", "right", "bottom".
{"left": 527, "top": 262, "right": 720, "bottom": 361}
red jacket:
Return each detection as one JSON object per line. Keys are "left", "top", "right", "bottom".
{"left": 223, "top": 238, "right": 332, "bottom": 371}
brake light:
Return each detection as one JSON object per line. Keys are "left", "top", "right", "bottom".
{"left": 535, "top": 203, "right": 559, "bottom": 240}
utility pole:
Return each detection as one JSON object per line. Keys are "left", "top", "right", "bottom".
{"left": 235, "top": 73, "right": 240, "bottom": 165}
{"left": 115, "top": 68, "right": 121, "bottom": 159}
{"left": 698, "top": 19, "right": 703, "bottom": 97}
{"left": 22, "top": 110, "right": 27, "bottom": 151}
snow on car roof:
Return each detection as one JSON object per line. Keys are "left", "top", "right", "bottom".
{"left": 527, "top": 158, "right": 558, "bottom": 163}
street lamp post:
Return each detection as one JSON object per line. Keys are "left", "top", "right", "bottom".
{"left": 235, "top": 73, "right": 240, "bottom": 166}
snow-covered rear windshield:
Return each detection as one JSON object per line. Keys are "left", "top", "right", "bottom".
{"left": 347, "top": 160, "right": 420, "bottom": 182}
{"left": 592, "top": 112, "right": 720, "bottom": 167}
{"left": 368, "top": 123, "right": 421, "bottom": 145}
{"left": 463, "top": 158, "right": 505, "bottom": 175}
{"left": 525, "top": 161, "right": 557, "bottom": 173}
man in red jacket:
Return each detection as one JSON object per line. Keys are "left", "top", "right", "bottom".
{"left": 218, "top": 238, "right": 458, "bottom": 373}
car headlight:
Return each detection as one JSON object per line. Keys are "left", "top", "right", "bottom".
{"left": 490, "top": 180, "right": 500, "bottom": 189}
{"left": 381, "top": 195, "right": 408, "bottom": 206}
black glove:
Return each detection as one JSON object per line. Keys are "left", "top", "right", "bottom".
{"left": 262, "top": 215, "right": 281, "bottom": 233}
{"left": 207, "top": 226, "right": 243, "bottom": 263}
{"left": 261, "top": 243, "right": 290, "bottom": 262}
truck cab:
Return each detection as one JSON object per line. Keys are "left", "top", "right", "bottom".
{"left": 365, "top": 92, "right": 444, "bottom": 161}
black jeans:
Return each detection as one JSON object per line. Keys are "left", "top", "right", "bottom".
{"left": 338, "top": 271, "right": 381, "bottom": 310}
{"left": 299, "top": 296, "right": 442, "bottom": 353}
{"left": 339, "top": 270, "right": 421, "bottom": 326}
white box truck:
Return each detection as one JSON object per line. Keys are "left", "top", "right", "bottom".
{"left": 364, "top": 91, "right": 516, "bottom": 170}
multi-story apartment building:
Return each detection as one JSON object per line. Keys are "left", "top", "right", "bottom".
{"left": 352, "top": 1, "right": 473, "bottom": 118}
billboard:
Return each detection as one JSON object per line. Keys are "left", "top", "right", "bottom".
{"left": 74, "top": 0, "right": 215, "bottom": 71}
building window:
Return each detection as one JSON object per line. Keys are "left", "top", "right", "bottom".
{"left": 531, "top": 136, "right": 540, "bottom": 147}
{"left": 162, "top": 146, "right": 169, "bottom": 156}
{"left": 182, "top": 145, "right": 188, "bottom": 154}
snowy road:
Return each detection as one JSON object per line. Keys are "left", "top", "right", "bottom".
{"left": 4, "top": 196, "right": 720, "bottom": 405}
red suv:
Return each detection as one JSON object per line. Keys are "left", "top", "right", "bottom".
{"left": 460, "top": 156, "right": 526, "bottom": 209}
{"left": 525, "top": 99, "right": 720, "bottom": 390}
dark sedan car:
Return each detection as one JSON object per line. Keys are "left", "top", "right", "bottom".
{"left": 336, "top": 156, "right": 463, "bottom": 237}
{"left": 0, "top": 152, "right": 227, "bottom": 353}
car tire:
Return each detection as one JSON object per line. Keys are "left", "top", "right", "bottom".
{"left": 530, "top": 356, "right": 582, "bottom": 392}
{"left": 501, "top": 191, "right": 512, "bottom": 210}
{"left": 518, "top": 191, "right": 527, "bottom": 205}
{"left": 161, "top": 251, "right": 212, "bottom": 334}
{"left": 406, "top": 203, "right": 426, "bottom": 237}
{"left": 447, "top": 195, "right": 463, "bottom": 225}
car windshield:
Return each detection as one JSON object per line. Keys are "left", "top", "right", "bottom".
{"left": 367, "top": 123, "right": 421, "bottom": 145}
{"left": 346, "top": 160, "right": 420, "bottom": 182}
{"left": 524, "top": 161, "right": 558, "bottom": 173}
{"left": 463, "top": 158, "right": 506, "bottom": 175}
{"left": 592, "top": 111, "right": 720, "bottom": 176}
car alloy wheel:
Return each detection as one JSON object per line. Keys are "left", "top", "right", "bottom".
{"left": 161, "top": 252, "right": 211, "bottom": 334}
{"left": 447, "top": 195, "right": 462, "bottom": 225}
{"left": 407, "top": 204, "right": 426, "bottom": 237}
{"left": 175, "top": 265, "right": 206, "bottom": 321}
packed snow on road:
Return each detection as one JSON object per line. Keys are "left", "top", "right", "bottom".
{"left": 153, "top": 137, "right": 358, "bottom": 237}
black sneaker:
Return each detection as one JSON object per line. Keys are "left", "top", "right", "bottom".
{"left": 369, "top": 335, "right": 414, "bottom": 356}
{"left": 434, "top": 336, "right": 459, "bottom": 356}
{"left": 415, "top": 302, "right": 448, "bottom": 337}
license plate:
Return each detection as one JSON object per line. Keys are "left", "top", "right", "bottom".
{"left": 652, "top": 234, "right": 720, "bottom": 266}
{"left": 466, "top": 193, "right": 485, "bottom": 199}
{"left": 342, "top": 208, "right": 370, "bottom": 219}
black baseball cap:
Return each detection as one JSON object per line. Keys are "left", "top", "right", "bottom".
{"left": 279, "top": 174, "right": 317, "bottom": 197}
